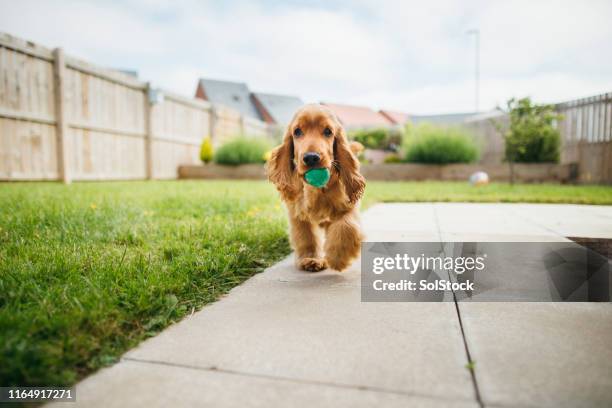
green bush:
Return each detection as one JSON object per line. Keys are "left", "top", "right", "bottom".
{"left": 350, "top": 128, "right": 403, "bottom": 151}
{"left": 214, "top": 137, "right": 271, "bottom": 165}
{"left": 200, "top": 137, "right": 213, "bottom": 163}
{"left": 383, "top": 154, "right": 402, "bottom": 163}
{"left": 351, "top": 128, "right": 387, "bottom": 149}
{"left": 386, "top": 128, "right": 404, "bottom": 150}
{"left": 403, "top": 123, "right": 479, "bottom": 164}
{"left": 500, "top": 97, "right": 561, "bottom": 163}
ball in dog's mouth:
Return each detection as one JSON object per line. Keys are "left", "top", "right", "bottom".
{"left": 304, "top": 168, "right": 330, "bottom": 188}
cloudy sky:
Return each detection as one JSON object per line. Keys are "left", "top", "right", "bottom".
{"left": 1, "top": 0, "right": 611, "bottom": 114}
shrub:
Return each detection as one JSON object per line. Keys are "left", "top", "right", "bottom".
{"left": 383, "top": 154, "right": 402, "bottom": 163}
{"left": 386, "top": 128, "right": 404, "bottom": 151}
{"left": 403, "top": 123, "right": 479, "bottom": 164}
{"left": 199, "top": 137, "right": 213, "bottom": 163}
{"left": 214, "top": 137, "right": 271, "bottom": 165}
{"left": 350, "top": 128, "right": 403, "bottom": 151}
{"left": 499, "top": 97, "right": 561, "bottom": 163}
{"left": 351, "top": 128, "right": 387, "bottom": 149}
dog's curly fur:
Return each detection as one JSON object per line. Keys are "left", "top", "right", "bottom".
{"left": 267, "top": 104, "right": 366, "bottom": 272}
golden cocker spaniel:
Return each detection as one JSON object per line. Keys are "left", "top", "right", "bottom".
{"left": 267, "top": 104, "right": 366, "bottom": 272}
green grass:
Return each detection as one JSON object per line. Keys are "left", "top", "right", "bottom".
{"left": 362, "top": 181, "right": 612, "bottom": 207}
{"left": 0, "top": 181, "right": 289, "bottom": 387}
{"left": 1, "top": 179, "right": 611, "bottom": 388}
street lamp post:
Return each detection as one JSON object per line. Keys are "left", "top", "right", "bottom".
{"left": 466, "top": 29, "right": 480, "bottom": 113}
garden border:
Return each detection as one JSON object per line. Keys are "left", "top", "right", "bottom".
{"left": 179, "top": 163, "right": 578, "bottom": 183}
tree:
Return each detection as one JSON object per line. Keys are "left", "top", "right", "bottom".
{"left": 200, "top": 137, "right": 213, "bottom": 164}
{"left": 494, "top": 97, "right": 562, "bottom": 184}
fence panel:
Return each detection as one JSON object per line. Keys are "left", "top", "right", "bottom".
{"left": 63, "top": 58, "right": 148, "bottom": 180}
{"left": 0, "top": 36, "right": 58, "bottom": 179}
{"left": 556, "top": 93, "right": 612, "bottom": 182}
{"left": 243, "top": 116, "right": 281, "bottom": 143}
{"left": 152, "top": 93, "right": 210, "bottom": 142}
{"left": 150, "top": 93, "right": 211, "bottom": 178}
{"left": 213, "top": 105, "right": 243, "bottom": 146}
{"left": 0, "top": 33, "right": 274, "bottom": 181}
{"left": 463, "top": 112, "right": 506, "bottom": 164}
{"left": 67, "top": 127, "right": 146, "bottom": 180}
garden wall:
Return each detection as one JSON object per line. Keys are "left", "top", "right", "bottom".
{"left": 0, "top": 33, "right": 278, "bottom": 182}
{"left": 179, "top": 163, "right": 577, "bottom": 183}
{"left": 179, "top": 164, "right": 267, "bottom": 180}
{"left": 362, "top": 163, "right": 575, "bottom": 183}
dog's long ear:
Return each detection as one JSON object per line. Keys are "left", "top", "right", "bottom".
{"left": 267, "top": 132, "right": 298, "bottom": 200}
{"left": 334, "top": 128, "right": 366, "bottom": 204}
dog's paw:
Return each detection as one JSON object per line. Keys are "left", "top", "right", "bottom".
{"left": 298, "top": 257, "right": 328, "bottom": 272}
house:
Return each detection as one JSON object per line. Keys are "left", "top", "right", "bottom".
{"left": 379, "top": 110, "right": 411, "bottom": 126}
{"left": 410, "top": 112, "right": 479, "bottom": 125}
{"left": 195, "top": 79, "right": 262, "bottom": 121}
{"left": 321, "top": 103, "right": 393, "bottom": 129}
{"left": 251, "top": 92, "right": 304, "bottom": 125}
{"left": 195, "top": 78, "right": 304, "bottom": 126}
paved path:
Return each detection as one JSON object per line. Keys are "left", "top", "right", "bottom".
{"left": 51, "top": 203, "right": 612, "bottom": 408}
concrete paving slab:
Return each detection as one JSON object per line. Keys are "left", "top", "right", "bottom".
{"left": 49, "top": 359, "right": 478, "bottom": 408}
{"left": 508, "top": 204, "right": 612, "bottom": 239}
{"left": 445, "top": 242, "right": 603, "bottom": 302}
{"left": 459, "top": 302, "right": 612, "bottom": 408}
{"left": 125, "top": 256, "right": 475, "bottom": 400}
{"left": 433, "top": 203, "right": 565, "bottom": 241}
{"left": 363, "top": 203, "right": 440, "bottom": 241}
{"left": 430, "top": 203, "right": 612, "bottom": 407}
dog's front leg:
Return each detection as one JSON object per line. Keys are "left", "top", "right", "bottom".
{"left": 290, "top": 216, "right": 327, "bottom": 272}
{"left": 324, "top": 212, "right": 362, "bottom": 272}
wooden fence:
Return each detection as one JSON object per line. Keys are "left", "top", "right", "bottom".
{"left": 0, "top": 33, "right": 278, "bottom": 182}
{"left": 464, "top": 92, "right": 612, "bottom": 184}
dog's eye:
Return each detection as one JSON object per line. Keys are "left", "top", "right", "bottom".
{"left": 323, "top": 127, "right": 333, "bottom": 137}
{"left": 293, "top": 127, "right": 303, "bottom": 137}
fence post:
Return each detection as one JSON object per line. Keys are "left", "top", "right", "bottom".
{"left": 143, "top": 82, "right": 154, "bottom": 180}
{"left": 52, "top": 48, "right": 70, "bottom": 184}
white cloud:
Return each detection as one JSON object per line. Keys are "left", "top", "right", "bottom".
{"left": 0, "top": 0, "right": 169, "bottom": 59}
{"left": 0, "top": 0, "right": 611, "bottom": 114}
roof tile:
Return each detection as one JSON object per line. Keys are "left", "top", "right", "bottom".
{"left": 322, "top": 103, "right": 393, "bottom": 128}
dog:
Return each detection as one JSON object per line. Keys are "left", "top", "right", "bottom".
{"left": 267, "top": 104, "right": 366, "bottom": 272}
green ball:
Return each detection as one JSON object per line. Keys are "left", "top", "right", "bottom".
{"left": 304, "top": 168, "right": 330, "bottom": 188}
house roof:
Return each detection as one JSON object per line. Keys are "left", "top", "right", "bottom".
{"left": 463, "top": 110, "right": 503, "bottom": 123}
{"left": 197, "top": 78, "right": 262, "bottom": 120}
{"left": 410, "top": 112, "right": 479, "bottom": 125}
{"left": 379, "top": 110, "right": 410, "bottom": 125}
{"left": 251, "top": 92, "right": 304, "bottom": 125}
{"left": 322, "top": 103, "right": 393, "bottom": 128}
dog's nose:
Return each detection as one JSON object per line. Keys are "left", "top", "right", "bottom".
{"left": 303, "top": 152, "right": 321, "bottom": 167}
